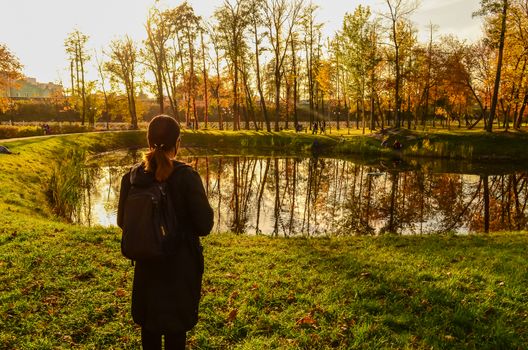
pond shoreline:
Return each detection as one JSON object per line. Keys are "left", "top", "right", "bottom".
{"left": 4, "top": 128, "right": 528, "bottom": 162}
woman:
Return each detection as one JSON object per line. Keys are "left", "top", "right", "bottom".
{"left": 117, "top": 115, "right": 214, "bottom": 349}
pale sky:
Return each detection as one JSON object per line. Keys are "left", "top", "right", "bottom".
{"left": 1, "top": 0, "right": 482, "bottom": 84}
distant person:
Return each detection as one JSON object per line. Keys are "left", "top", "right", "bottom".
{"left": 295, "top": 123, "right": 303, "bottom": 133}
{"left": 42, "top": 124, "right": 51, "bottom": 135}
{"left": 312, "top": 121, "right": 318, "bottom": 135}
{"left": 117, "top": 115, "right": 214, "bottom": 350}
{"left": 393, "top": 140, "right": 403, "bottom": 150}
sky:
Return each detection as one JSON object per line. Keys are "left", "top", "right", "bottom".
{"left": 0, "top": 0, "right": 483, "bottom": 84}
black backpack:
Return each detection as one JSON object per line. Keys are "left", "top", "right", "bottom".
{"left": 121, "top": 180, "right": 180, "bottom": 261}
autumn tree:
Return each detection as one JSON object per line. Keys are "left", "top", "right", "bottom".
{"left": 175, "top": 3, "right": 201, "bottom": 128}
{"left": 247, "top": 0, "right": 271, "bottom": 130}
{"left": 143, "top": 6, "right": 172, "bottom": 114}
{"left": 200, "top": 26, "right": 210, "bottom": 128}
{"left": 0, "top": 43, "right": 23, "bottom": 90}
{"left": 94, "top": 50, "right": 110, "bottom": 129}
{"left": 383, "top": 0, "right": 420, "bottom": 128}
{"left": 0, "top": 43, "right": 23, "bottom": 115}
{"left": 340, "top": 5, "right": 382, "bottom": 133}
{"left": 215, "top": 0, "right": 251, "bottom": 131}
{"left": 496, "top": 0, "right": 528, "bottom": 129}
{"left": 206, "top": 21, "right": 226, "bottom": 129}
{"left": 264, "top": 0, "right": 304, "bottom": 131}
{"left": 65, "top": 29, "right": 90, "bottom": 125}
{"left": 300, "top": 3, "right": 324, "bottom": 128}
{"left": 105, "top": 36, "right": 139, "bottom": 129}
{"left": 474, "top": 0, "right": 510, "bottom": 132}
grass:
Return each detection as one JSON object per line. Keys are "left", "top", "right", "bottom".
{"left": 1, "top": 216, "right": 527, "bottom": 349}
{"left": 4, "top": 124, "right": 528, "bottom": 162}
{"left": 0, "top": 131, "right": 527, "bottom": 348}
{"left": 181, "top": 127, "right": 528, "bottom": 162}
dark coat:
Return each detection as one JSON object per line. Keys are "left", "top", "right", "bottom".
{"left": 117, "top": 160, "right": 213, "bottom": 333}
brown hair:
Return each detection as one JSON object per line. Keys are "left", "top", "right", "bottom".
{"left": 143, "top": 115, "right": 181, "bottom": 182}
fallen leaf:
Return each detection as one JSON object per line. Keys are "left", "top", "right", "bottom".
{"left": 115, "top": 288, "right": 127, "bottom": 298}
{"left": 227, "top": 308, "right": 238, "bottom": 322}
{"left": 229, "top": 290, "right": 239, "bottom": 300}
{"left": 296, "top": 315, "right": 317, "bottom": 327}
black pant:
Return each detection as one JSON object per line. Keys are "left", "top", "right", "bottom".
{"left": 141, "top": 328, "right": 186, "bottom": 350}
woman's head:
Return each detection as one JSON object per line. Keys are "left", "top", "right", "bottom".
{"left": 147, "top": 114, "right": 181, "bottom": 152}
{"left": 144, "top": 115, "right": 181, "bottom": 182}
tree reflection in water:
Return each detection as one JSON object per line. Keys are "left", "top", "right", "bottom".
{"left": 80, "top": 152, "right": 528, "bottom": 235}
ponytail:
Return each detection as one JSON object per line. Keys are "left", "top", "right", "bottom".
{"left": 143, "top": 147, "right": 174, "bottom": 182}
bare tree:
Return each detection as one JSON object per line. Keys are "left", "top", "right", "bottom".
{"left": 214, "top": 0, "right": 250, "bottom": 131}
{"left": 264, "top": 0, "right": 304, "bottom": 131}
{"left": 383, "top": 0, "right": 420, "bottom": 128}
{"left": 143, "top": 6, "right": 171, "bottom": 114}
{"left": 105, "top": 36, "right": 139, "bottom": 129}
{"left": 247, "top": 0, "right": 271, "bottom": 131}
{"left": 65, "top": 29, "right": 90, "bottom": 125}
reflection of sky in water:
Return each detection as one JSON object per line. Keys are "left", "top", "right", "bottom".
{"left": 79, "top": 151, "right": 528, "bottom": 236}
{"left": 78, "top": 166, "right": 121, "bottom": 227}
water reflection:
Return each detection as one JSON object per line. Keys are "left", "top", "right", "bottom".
{"left": 80, "top": 151, "right": 528, "bottom": 235}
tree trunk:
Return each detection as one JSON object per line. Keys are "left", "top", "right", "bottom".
{"left": 233, "top": 54, "right": 239, "bottom": 131}
{"left": 515, "top": 93, "right": 527, "bottom": 129}
{"left": 254, "top": 23, "right": 270, "bottom": 132}
{"left": 291, "top": 36, "right": 298, "bottom": 128}
{"left": 370, "top": 97, "right": 375, "bottom": 131}
{"left": 201, "top": 31, "right": 209, "bottom": 128}
{"left": 70, "top": 60, "right": 75, "bottom": 96}
{"left": 487, "top": 0, "right": 509, "bottom": 133}
{"left": 214, "top": 44, "right": 223, "bottom": 130}
{"left": 146, "top": 28, "right": 165, "bottom": 114}
{"left": 187, "top": 29, "right": 198, "bottom": 129}
{"left": 74, "top": 47, "right": 82, "bottom": 125}
{"left": 274, "top": 66, "right": 281, "bottom": 132}
{"left": 80, "top": 52, "right": 88, "bottom": 126}
{"left": 176, "top": 33, "right": 189, "bottom": 126}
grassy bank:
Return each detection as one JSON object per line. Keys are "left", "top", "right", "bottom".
{"left": 4, "top": 126, "right": 528, "bottom": 162}
{"left": 1, "top": 132, "right": 527, "bottom": 349}
{"left": 181, "top": 127, "right": 528, "bottom": 162}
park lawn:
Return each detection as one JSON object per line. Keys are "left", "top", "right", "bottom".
{"left": 1, "top": 213, "right": 527, "bottom": 349}
{"left": 0, "top": 131, "right": 527, "bottom": 349}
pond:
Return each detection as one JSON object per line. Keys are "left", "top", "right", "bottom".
{"left": 77, "top": 149, "right": 528, "bottom": 235}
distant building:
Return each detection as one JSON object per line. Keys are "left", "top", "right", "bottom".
{"left": 0, "top": 77, "right": 62, "bottom": 99}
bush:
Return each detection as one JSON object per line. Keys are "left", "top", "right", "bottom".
{"left": 0, "top": 125, "right": 43, "bottom": 139}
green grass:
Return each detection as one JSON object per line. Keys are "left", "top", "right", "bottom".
{"left": 1, "top": 131, "right": 527, "bottom": 348}
{"left": 1, "top": 216, "right": 527, "bottom": 349}
{"left": 182, "top": 127, "right": 528, "bottom": 161}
